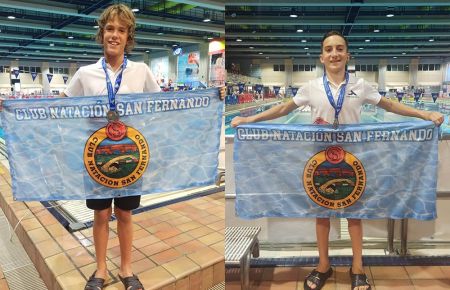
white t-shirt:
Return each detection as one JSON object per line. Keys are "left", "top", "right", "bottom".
{"left": 293, "top": 75, "right": 381, "bottom": 124}
{"left": 64, "top": 58, "right": 161, "bottom": 97}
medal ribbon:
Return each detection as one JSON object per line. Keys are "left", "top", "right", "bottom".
{"left": 322, "top": 71, "right": 349, "bottom": 124}
{"left": 102, "top": 56, "right": 127, "bottom": 112}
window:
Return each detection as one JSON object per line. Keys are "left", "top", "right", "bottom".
{"left": 273, "top": 64, "right": 279, "bottom": 71}
{"left": 387, "top": 65, "right": 391, "bottom": 71}
{"left": 435, "top": 64, "right": 441, "bottom": 70}
{"left": 279, "top": 64, "right": 285, "bottom": 71}
{"left": 356, "top": 65, "right": 360, "bottom": 71}
{"left": 293, "top": 64, "right": 298, "bottom": 72}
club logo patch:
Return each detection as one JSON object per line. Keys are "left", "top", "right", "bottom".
{"left": 303, "top": 146, "right": 366, "bottom": 209}
{"left": 83, "top": 124, "right": 149, "bottom": 188}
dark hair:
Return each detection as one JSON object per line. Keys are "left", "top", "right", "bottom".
{"left": 321, "top": 30, "right": 348, "bottom": 53}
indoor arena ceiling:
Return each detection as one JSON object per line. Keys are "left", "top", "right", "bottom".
{"left": 0, "top": 0, "right": 224, "bottom": 63}
{"left": 225, "top": 0, "right": 450, "bottom": 60}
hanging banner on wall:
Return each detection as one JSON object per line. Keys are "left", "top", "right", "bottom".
{"left": 273, "top": 86, "right": 281, "bottom": 96}
{"left": 396, "top": 92, "right": 404, "bottom": 102}
{"left": 13, "top": 69, "right": 20, "bottom": 78}
{"left": 63, "top": 76, "right": 68, "bottom": 84}
{"left": 234, "top": 122, "right": 439, "bottom": 220}
{"left": 255, "top": 84, "right": 263, "bottom": 94}
{"left": 177, "top": 51, "right": 200, "bottom": 86}
{"left": 1, "top": 89, "right": 223, "bottom": 201}
{"left": 414, "top": 92, "right": 421, "bottom": 102}
{"left": 31, "top": 72, "right": 37, "bottom": 81}
{"left": 238, "top": 83, "right": 245, "bottom": 94}
{"left": 150, "top": 56, "right": 169, "bottom": 86}
{"left": 291, "top": 87, "right": 299, "bottom": 96}
{"left": 47, "top": 74, "right": 53, "bottom": 84}
{"left": 431, "top": 92, "right": 438, "bottom": 103}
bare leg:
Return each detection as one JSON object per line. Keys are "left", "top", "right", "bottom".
{"left": 348, "top": 218, "right": 369, "bottom": 290}
{"left": 93, "top": 208, "right": 112, "bottom": 279}
{"left": 114, "top": 207, "right": 135, "bottom": 278}
{"left": 306, "top": 218, "right": 331, "bottom": 289}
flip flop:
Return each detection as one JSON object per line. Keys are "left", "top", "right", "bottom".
{"left": 84, "top": 271, "right": 105, "bottom": 290}
{"left": 349, "top": 267, "right": 372, "bottom": 290}
{"left": 304, "top": 267, "right": 333, "bottom": 290}
{"left": 119, "top": 273, "right": 144, "bottom": 290}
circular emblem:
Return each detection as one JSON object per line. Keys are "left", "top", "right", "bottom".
{"left": 303, "top": 146, "right": 366, "bottom": 209}
{"left": 83, "top": 126, "right": 150, "bottom": 188}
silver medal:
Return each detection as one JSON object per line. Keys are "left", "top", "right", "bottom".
{"left": 106, "top": 110, "right": 119, "bottom": 122}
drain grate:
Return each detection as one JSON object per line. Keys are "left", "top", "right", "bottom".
{"left": 0, "top": 208, "right": 47, "bottom": 290}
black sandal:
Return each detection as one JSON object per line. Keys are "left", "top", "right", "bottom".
{"left": 85, "top": 271, "right": 105, "bottom": 290}
{"left": 304, "top": 267, "right": 333, "bottom": 290}
{"left": 119, "top": 274, "right": 144, "bottom": 290}
{"left": 349, "top": 267, "right": 372, "bottom": 290}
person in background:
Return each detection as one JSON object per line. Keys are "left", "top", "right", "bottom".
{"left": 231, "top": 30, "right": 444, "bottom": 290}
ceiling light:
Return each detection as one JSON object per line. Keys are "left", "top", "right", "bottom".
{"left": 429, "top": 38, "right": 434, "bottom": 42}
{"left": 402, "top": 52, "right": 406, "bottom": 55}
{"left": 207, "top": 37, "right": 213, "bottom": 40}
{"left": 374, "top": 29, "right": 380, "bottom": 32}
{"left": 386, "top": 13, "right": 394, "bottom": 17}
{"left": 203, "top": 18, "right": 211, "bottom": 22}
{"left": 83, "top": 53, "right": 87, "bottom": 56}
{"left": 414, "top": 46, "right": 418, "bottom": 49}
{"left": 35, "top": 50, "right": 40, "bottom": 52}
{"left": 393, "top": 56, "right": 397, "bottom": 58}
{"left": 131, "top": 8, "right": 139, "bottom": 12}
{"left": 249, "top": 46, "right": 254, "bottom": 49}
{"left": 15, "top": 58, "right": 19, "bottom": 60}
{"left": 49, "top": 43, "right": 54, "bottom": 46}
{"left": 68, "top": 57, "right": 72, "bottom": 60}
{"left": 296, "top": 29, "right": 303, "bottom": 33}
{"left": 301, "top": 39, "right": 307, "bottom": 43}
{"left": 258, "top": 52, "right": 263, "bottom": 55}
{"left": 307, "top": 53, "right": 310, "bottom": 56}
{"left": 365, "top": 39, "right": 370, "bottom": 42}
{"left": 7, "top": 16, "right": 15, "bottom": 19}
{"left": 93, "top": 25, "right": 99, "bottom": 29}
{"left": 265, "top": 56, "right": 269, "bottom": 59}
{"left": 67, "top": 36, "right": 74, "bottom": 39}
{"left": 56, "top": 60, "right": 60, "bottom": 62}
{"left": 359, "top": 47, "right": 364, "bottom": 50}
{"left": 236, "top": 38, "right": 242, "bottom": 42}
{"left": 290, "top": 14, "right": 298, "bottom": 18}
{"left": 145, "top": 50, "right": 149, "bottom": 53}
{"left": 172, "top": 44, "right": 178, "bottom": 47}
{"left": 304, "top": 47, "right": 309, "bottom": 50}
{"left": 157, "top": 32, "right": 164, "bottom": 35}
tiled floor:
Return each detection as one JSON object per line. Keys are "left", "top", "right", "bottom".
{"left": 0, "top": 163, "right": 224, "bottom": 290}
{"left": 226, "top": 266, "right": 450, "bottom": 289}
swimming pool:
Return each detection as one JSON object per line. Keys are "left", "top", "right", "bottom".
{"left": 225, "top": 101, "right": 450, "bottom": 137}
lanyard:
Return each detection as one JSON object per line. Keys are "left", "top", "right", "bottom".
{"left": 102, "top": 56, "right": 127, "bottom": 112}
{"left": 322, "top": 71, "right": 349, "bottom": 127}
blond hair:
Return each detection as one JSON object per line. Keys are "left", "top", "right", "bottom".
{"left": 95, "top": 4, "right": 136, "bottom": 53}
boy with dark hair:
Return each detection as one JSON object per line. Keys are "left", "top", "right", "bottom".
{"left": 232, "top": 30, "right": 443, "bottom": 290}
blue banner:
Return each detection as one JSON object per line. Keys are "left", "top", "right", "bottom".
{"left": 13, "top": 69, "right": 19, "bottom": 78}
{"left": 414, "top": 92, "right": 421, "bottom": 102}
{"left": 47, "top": 73, "right": 53, "bottom": 83}
{"left": 396, "top": 92, "right": 404, "bottom": 102}
{"left": 1, "top": 88, "right": 223, "bottom": 201}
{"left": 238, "top": 83, "right": 245, "bottom": 94}
{"left": 431, "top": 92, "right": 438, "bottom": 103}
{"left": 63, "top": 75, "right": 68, "bottom": 84}
{"left": 255, "top": 84, "right": 263, "bottom": 94}
{"left": 31, "top": 72, "right": 37, "bottom": 81}
{"left": 378, "top": 91, "right": 386, "bottom": 97}
{"left": 273, "top": 86, "right": 280, "bottom": 96}
{"left": 234, "top": 122, "right": 438, "bottom": 220}
{"left": 291, "top": 87, "right": 299, "bottom": 96}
